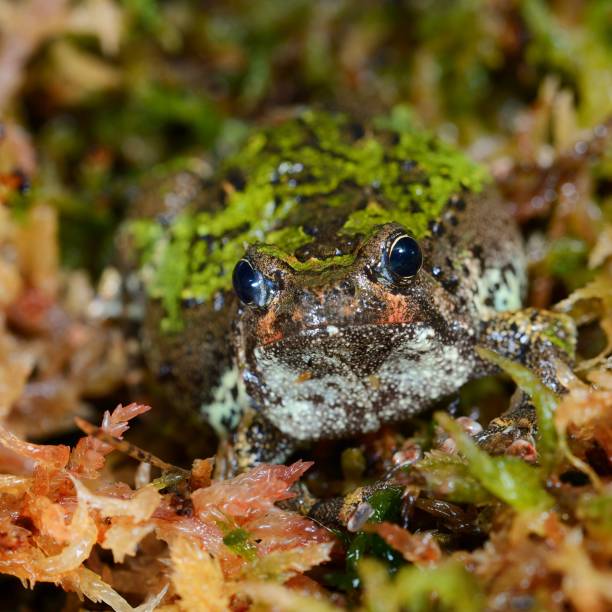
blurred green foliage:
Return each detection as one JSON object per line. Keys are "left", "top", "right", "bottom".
{"left": 10, "top": 0, "right": 611, "bottom": 273}
{"left": 359, "top": 557, "right": 484, "bottom": 612}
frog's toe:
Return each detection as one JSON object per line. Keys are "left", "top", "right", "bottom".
{"left": 505, "top": 439, "right": 538, "bottom": 462}
{"left": 214, "top": 408, "right": 299, "bottom": 478}
{"left": 473, "top": 403, "right": 537, "bottom": 457}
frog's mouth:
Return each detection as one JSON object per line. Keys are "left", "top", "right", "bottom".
{"left": 243, "top": 322, "right": 475, "bottom": 441}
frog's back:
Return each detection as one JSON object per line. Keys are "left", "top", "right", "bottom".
{"left": 137, "top": 112, "right": 490, "bottom": 315}
{"left": 217, "top": 110, "right": 524, "bottom": 320}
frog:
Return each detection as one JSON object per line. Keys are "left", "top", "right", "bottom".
{"left": 130, "top": 109, "right": 576, "bottom": 493}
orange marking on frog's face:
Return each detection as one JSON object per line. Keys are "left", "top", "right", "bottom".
{"left": 378, "top": 292, "right": 413, "bottom": 325}
{"left": 256, "top": 308, "right": 283, "bottom": 345}
{"left": 291, "top": 308, "right": 304, "bottom": 324}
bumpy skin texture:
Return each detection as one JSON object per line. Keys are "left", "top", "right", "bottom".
{"left": 135, "top": 111, "right": 575, "bottom": 479}
{"left": 235, "top": 197, "right": 523, "bottom": 443}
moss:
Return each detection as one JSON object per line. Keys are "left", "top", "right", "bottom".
{"left": 134, "top": 109, "right": 489, "bottom": 329}
{"left": 130, "top": 218, "right": 164, "bottom": 265}
{"left": 412, "top": 451, "right": 493, "bottom": 505}
{"left": 265, "top": 226, "right": 313, "bottom": 253}
{"left": 257, "top": 246, "right": 356, "bottom": 273}
{"left": 436, "top": 411, "right": 554, "bottom": 511}
{"left": 340, "top": 202, "right": 395, "bottom": 237}
{"left": 222, "top": 527, "right": 258, "bottom": 562}
{"left": 132, "top": 214, "right": 199, "bottom": 332}
{"left": 477, "top": 347, "right": 561, "bottom": 476}
{"left": 367, "top": 487, "right": 403, "bottom": 524}
{"left": 331, "top": 485, "right": 405, "bottom": 591}
{"left": 359, "top": 558, "right": 484, "bottom": 612}
{"left": 343, "top": 531, "right": 404, "bottom": 591}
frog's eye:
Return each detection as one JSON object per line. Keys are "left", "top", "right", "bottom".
{"left": 232, "top": 259, "right": 272, "bottom": 307}
{"left": 387, "top": 234, "right": 423, "bottom": 279}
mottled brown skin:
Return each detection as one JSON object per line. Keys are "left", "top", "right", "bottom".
{"left": 234, "top": 193, "right": 524, "bottom": 445}
{"left": 143, "top": 298, "right": 235, "bottom": 416}
{"left": 129, "top": 168, "right": 238, "bottom": 419}
{"left": 229, "top": 192, "right": 573, "bottom": 474}
{"left": 135, "top": 114, "right": 576, "bottom": 526}
{"left": 140, "top": 185, "right": 570, "bottom": 469}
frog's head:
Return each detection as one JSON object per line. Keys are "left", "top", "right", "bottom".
{"left": 232, "top": 223, "right": 476, "bottom": 441}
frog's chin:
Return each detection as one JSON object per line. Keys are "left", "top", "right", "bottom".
{"left": 244, "top": 322, "right": 476, "bottom": 441}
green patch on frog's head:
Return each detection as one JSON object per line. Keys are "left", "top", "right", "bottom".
{"left": 132, "top": 108, "right": 488, "bottom": 331}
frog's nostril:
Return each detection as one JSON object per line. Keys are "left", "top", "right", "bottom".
{"left": 339, "top": 279, "right": 356, "bottom": 296}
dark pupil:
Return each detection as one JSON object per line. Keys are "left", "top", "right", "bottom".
{"left": 232, "top": 259, "right": 266, "bottom": 305}
{"left": 389, "top": 235, "right": 422, "bottom": 278}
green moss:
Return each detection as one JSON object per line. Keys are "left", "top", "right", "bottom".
{"left": 133, "top": 110, "right": 488, "bottom": 329}
{"left": 359, "top": 558, "right": 484, "bottom": 612}
{"left": 412, "top": 450, "right": 493, "bottom": 505}
{"left": 132, "top": 214, "right": 199, "bottom": 332}
{"left": 477, "top": 348, "right": 561, "bottom": 476}
{"left": 257, "top": 246, "right": 356, "bottom": 273}
{"left": 265, "top": 226, "right": 313, "bottom": 253}
{"left": 340, "top": 202, "right": 395, "bottom": 237}
{"left": 343, "top": 531, "right": 403, "bottom": 592}
{"left": 222, "top": 527, "right": 258, "bottom": 562}
{"left": 367, "top": 487, "right": 403, "bottom": 524}
{"left": 130, "top": 218, "right": 164, "bottom": 265}
{"left": 332, "top": 485, "right": 405, "bottom": 591}
{"left": 255, "top": 226, "right": 360, "bottom": 272}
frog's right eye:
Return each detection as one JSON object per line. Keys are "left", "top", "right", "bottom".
{"left": 232, "top": 259, "right": 272, "bottom": 307}
{"left": 387, "top": 234, "right": 423, "bottom": 279}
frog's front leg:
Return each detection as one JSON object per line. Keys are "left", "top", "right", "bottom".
{"left": 474, "top": 308, "right": 576, "bottom": 455}
{"left": 215, "top": 408, "right": 300, "bottom": 478}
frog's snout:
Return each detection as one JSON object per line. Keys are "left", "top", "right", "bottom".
{"left": 256, "top": 273, "right": 425, "bottom": 346}
{"left": 288, "top": 279, "right": 365, "bottom": 327}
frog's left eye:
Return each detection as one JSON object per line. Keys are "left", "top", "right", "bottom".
{"left": 232, "top": 259, "right": 273, "bottom": 307}
{"left": 387, "top": 234, "right": 423, "bottom": 279}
